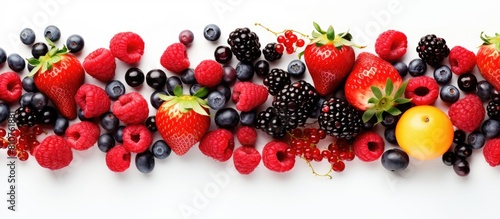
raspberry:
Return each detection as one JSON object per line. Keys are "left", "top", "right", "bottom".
{"left": 160, "top": 42, "right": 190, "bottom": 74}
{"left": 194, "top": 60, "right": 223, "bottom": 88}
{"left": 483, "top": 138, "right": 500, "bottom": 167}
{"left": 105, "top": 145, "right": 131, "bottom": 172}
{"left": 122, "top": 124, "right": 153, "bottom": 153}
{"left": 405, "top": 76, "right": 439, "bottom": 105}
{"left": 448, "top": 46, "right": 476, "bottom": 75}
{"left": 83, "top": 48, "right": 116, "bottom": 82}
{"left": 233, "top": 146, "right": 261, "bottom": 174}
{"left": 353, "top": 131, "right": 385, "bottom": 162}
{"left": 232, "top": 81, "right": 269, "bottom": 112}
{"left": 374, "top": 30, "right": 408, "bottom": 62}
{"left": 33, "top": 135, "right": 73, "bottom": 170}
{"left": 65, "top": 121, "right": 100, "bottom": 151}
{"left": 448, "top": 94, "right": 485, "bottom": 132}
{"left": 75, "top": 84, "right": 110, "bottom": 118}
{"left": 236, "top": 126, "right": 257, "bottom": 146}
{"left": 199, "top": 128, "right": 235, "bottom": 162}
{"left": 0, "top": 72, "right": 22, "bottom": 103}
{"left": 112, "top": 92, "right": 149, "bottom": 125}
{"left": 262, "top": 141, "right": 295, "bottom": 172}
{"left": 109, "top": 31, "right": 145, "bottom": 64}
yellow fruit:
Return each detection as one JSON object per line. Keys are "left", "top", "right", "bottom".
{"left": 395, "top": 105, "right": 454, "bottom": 160}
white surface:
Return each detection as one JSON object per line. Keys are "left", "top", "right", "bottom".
{"left": 0, "top": 0, "right": 499, "bottom": 218}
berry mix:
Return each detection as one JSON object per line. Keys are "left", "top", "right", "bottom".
{"left": 1, "top": 22, "right": 500, "bottom": 178}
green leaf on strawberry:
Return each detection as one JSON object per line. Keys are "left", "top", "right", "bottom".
{"left": 361, "top": 78, "right": 411, "bottom": 123}
{"left": 158, "top": 85, "right": 210, "bottom": 116}
{"left": 27, "top": 38, "right": 69, "bottom": 77}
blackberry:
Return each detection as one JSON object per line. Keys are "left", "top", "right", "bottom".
{"left": 487, "top": 100, "right": 500, "bottom": 119}
{"left": 318, "top": 97, "right": 362, "bottom": 140}
{"left": 14, "top": 106, "right": 37, "bottom": 127}
{"left": 263, "top": 68, "right": 291, "bottom": 95}
{"left": 263, "top": 43, "right": 282, "bottom": 62}
{"left": 227, "top": 27, "right": 261, "bottom": 63}
{"left": 255, "top": 107, "right": 287, "bottom": 138}
{"left": 272, "top": 80, "right": 319, "bottom": 130}
{"left": 416, "top": 34, "right": 450, "bottom": 67}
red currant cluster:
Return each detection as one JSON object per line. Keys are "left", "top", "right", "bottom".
{"left": 0, "top": 126, "right": 45, "bottom": 161}
{"left": 276, "top": 30, "right": 306, "bottom": 54}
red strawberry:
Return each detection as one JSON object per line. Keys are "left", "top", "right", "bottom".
{"left": 303, "top": 22, "right": 363, "bottom": 96}
{"left": 27, "top": 40, "right": 84, "bottom": 120}
{"left": 156, "top": 86, "right": 210, "bottom": 156}
{"left": 344, "top": 52, "right": 410, "bottom": 123}
{"left": 477, "top": 32, "right": 500, "bottom": 91}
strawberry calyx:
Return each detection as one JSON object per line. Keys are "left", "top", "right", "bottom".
{"left": 309, "top": 22, "right": 365, "bottom": 49}
{"left": 480, "top": 32, "right": 500, "bottom": 51}
{"left": 158, "top": 85, "right": 210, "bottom": 116}
{"left": 27, "top": 38, "right": 68, "bottom": 77}
{"left": 361, "top": 78, "right": 411, "bottom": 123}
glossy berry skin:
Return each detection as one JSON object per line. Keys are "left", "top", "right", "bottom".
{"left": 215, "top": 108, "right": 240, "bottom": 130}
{"left": 207, "top": 90, "right": 226, "bottom": 110}
{"left": 151, "top": 140, "right": 171, "bottom": 159}
{"left": 453, "top": 130, "right": 466, "bottom": 144}
{"left": 125, "top": 67, "right": 145, "bottom": 87}
{"left": 178, "top": 29, "right": 194, "bottom": 46}
{"left": 287, "top": 59, "right": 306, "bottom": 78}
{"left": 166, "top": 76, "right": 183, "bottom": 95}
{"left": 20, "top": 28, "right": 36, "bottom": 45}
{"left": 381, "top": 149, "right": 410, "bottom": 171}
{"left": 7, "top": 53, "right": 25, "bottom": 72}
{"left": 22, "top": 76, "right": 37, "bottom": 92}
{"left": 66, "top": 34, "right": 85, "bottom": 53}
{"left": 31, "top": 42, "right": 49, "bottom": 59}
{"left": 454, "top": 143, "right": 473, "bottom": 158}
{"left": 254, "top": 60, "right": 270, "bottom": 77}
{"left": 440, "top": 84, "right": 460, "bottom": 103}
{"left": 0, "top": 102, "right": 10, "bottom": 124}
{"left": 180, "top": 68, "right": 196, "bottom": 84}
{"left": 392, "top": 61, "right": 408, "bottom": 78}
{"left": 214, "top": 46, "right": 232, "bottom": 63}
{"left": 100, "top": 112, "right": 120, "bottom": 132}
{"left": 135, "top": 150, "right": 155, "bottom": 173}
{"left": 146, "top": 116, "right": 157, "bottom": 132}
{"left": 381, "top": 114, "right": 398, "bottom": 128}
{"left": 150, "top": 90, "right": 168, "bottom": 109}
{"left": 239, "top": 110, "right": 256, "bottom": 126}
{"left": 481, "top": 118, "right": 500, "bottom": 139}
{"left": 453, "top": 158, "right": 470, "bottom": 176}
{"left": 203, "top": 24, "right": 221, "bottom": 41}
{"left": 235, "top": 62, "right": 254, "bottom": 81}
{"left": 30, "top": 92, "right": 48, "bottom": 111}
{"left": 216, "top": 84, "right": 231, "bottom": 102}
{"left": 146, "top": 69, "right": 167, "bottom": 90}
{"left": 408, "top": 58, "right": 427, "bottom": 77}
{"left": 222, "top": 65, "right": 237, "bottom": 84}
{"left": 189, "top": 83, "right": 208, "bottom": 98}
{"left": 53, "top": 117, "right": 69, "bottom": 136}
{"left": 44, "top": 25, "right": 61, "bottom": 42}
{"left": 384, "top": 128, "right": 398, "bottom": 144}
{"left": 105, "top": 80, "right": 126, "bottom": 101}
{"left": 0, "top": 48, "right": 6, "bottom": 64}
{"left": 468, "top": 131, "right": 486, "bottom": 149}
{"left": 98, "top": 133, "right": 115, "bottom": 153}
{"left": 442, "top": 151, "right": 456, "bottom": 166}
{"left": 457, "top": 73, "right": 477, "bottom": 92}
{"left": 19, "top": 92, "right": 34, "bottom": 108}
{"left": 476, "top": 80, "right": 493, "bottom": 101}
{"left": 114, "top": 126, "right": 126, "bottom": 143}
{"left": 433, "top": 65, "right": 452, "bottom": 84}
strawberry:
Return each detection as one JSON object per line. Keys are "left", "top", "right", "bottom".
{"left": 302, "top": 22, "right": 363, "bottom": 96}
{"left": 156, "top": 86, "right": 210, "bottom": 156}
{"left": 344, "top": 52, "right": 410, "bottom": 123}
{"left": 477, "top": 32, "right": 500, "bottom": 91}
{"left": 27, "top": 40, "right": 84, "bottom": 120}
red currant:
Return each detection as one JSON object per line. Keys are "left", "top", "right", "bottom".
{"left": 33, "top": 126, "right": 45, "bottom": 135}
{"left": 11, "top": 129, "right": 20, "bottom": 137}
{"left": 7, "top": 136, "right": 17, "bottom": 144}
{"left": 296, "top": 39, "right": 305, "bottom": 47}
{"left": 309, "top": 134, "right": 319, "bottom": 144}
{"left": 291, "top": 128, "right": 303, "bottom": 138}
{"left": 277, "top": 35, "right": 286, "bottom": 43}
{"left": 284, "top": 39, "right": 294, "bottom": 48}
{"left": 339, "top": 151, "right": 349, "bottom": 160}
{"left": 0, "top": 128, "right": 6, "bottom": 137}
{"left": 327, "top": 155, "right": 338, "bottom": 164}
{"left": 346, "top": 151, "right": 355, "bottom": 161}
{"left": 285, "top": 147, "right": 296, "bottom": 157}
{"left": 318, "top": 129, "right": 326, "bottom": 139}
{"left": 328, "top": 143, "right": 338, "bottom": 151}
{"left": 275, "top": 44, "right": 284, "bottom": 54}
{"left": 7, "top": 149, "right": 17, "bottom": 157}
{"left": 18, "top": 151, "right": 29, "bottom": 161}
{"left": 321, "top": 150, "right": 332, "bottom": 158}
{"left": 332, "top": 161, "right": 346, "bottom": 172}
{"left": 284, "top": 30, "right": 293, "bottom": 38}
{"left": 288, "top": 34, "right": 298, "bottom": 43}
{"left": 295, "top": 148, "right": 304, "bottom": 156}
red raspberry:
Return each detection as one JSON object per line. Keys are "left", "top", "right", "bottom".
{"left": 199, "top": 128, "right": 235, "bottom": 162}
{"left": 122, "top": 124, "right": 153, "bottom": 153}
{"left": 83, "top": 48, "right": 116, "bottom": 82}
{"left": 112, "top": 92, "right": 149, "bottom": 125}
{"left": 448, "top": 94, "right": 485, "bottom": 132}
{"left": 483, "top": 138, "right": 500, "bottom": 167}
{"left": 65, "top": 121, "right": 100, "bottom": 151}
{"left": 262, "top": 141, "right": 295, "bottom": 172}
{"left": 106, "top": 145, "right": 131, "bottom": 172}
{"left": 449, "top": 46, "right": 476, "bottom": 75}
{"left": 75, "top": 84, "right": 110, "bottom": 118}
{"left": 374, "top": 30, "right": 408, "bottom": 62}
{"left": 0, "top": 72, "right": 22, "bottom": 103}
{"left": 233, "top": 146, "right": 261, "bottom": 174}
{"left": 236, "top": 126, "right": 257, "bottom": 146}
{"left": 33, "top": 135, "right": 73, "bottom": 170}
{"left": 353, "top": 131, "right": 384, "bottom": 162}
{"left": 232, "top": 81, "right": 269, "bottom": 112}
{"left": 109, "top": 32, "right": 145, "bottom": 64}
{"left": 194, "top": 60, "right": 223, "bottom": 88}
{"left": 405, "top": 76, "right": 439, "bottom": 105}
{"left": 160, "top": 42, "right": 190, "bottom": 74}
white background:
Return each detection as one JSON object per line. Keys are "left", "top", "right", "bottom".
{"left": 0, "top": 0, "right": 499, "bottom": 218}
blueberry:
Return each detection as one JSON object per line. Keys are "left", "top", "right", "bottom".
{"left": 178, "top": 29, "right": 194, "bottom": 46}
{"left": 222, "top": 65, "right": 237, "bottom": 85}
{"left": 203, "top": 24, "right": 221, "bottom": 41}
{"left": 476, "top": 80, "right": 493, "bottom": 101}
{"left": 189, "top": 83, "right": 208, "bottom": 98}
{"left": 180, "top": 68, "right": 196, "bottom": 84}
{"left": 254, "top": 60, "right": 270, "bottom": 77}
{"left": 235, "top": 62, "right": 254, "bottom": 81}
{"left": 408, "top": 58, "right": 427, "bottom": 77}
{"left": 381, "top": 114, "right": 398, "bottom": 128}
{"left": 19, "top": 92, "right": 34, "bottom": 108}
{"left": 7, "top": 53, "right": 25, "bottom": 72}
{"left": 453, "top": 129, "right": 466, "bottom": 144}
{"left": 31, "top": 42, "right": 49, "bottom": 59}
{"left": 439, "top": 84, "right": 460, "bottom": 103}
{"left": 0, "top": 48, "right": 6, "bottom": 64}
{"left": 453, "top": 158, "right": 470, "bottom": 176}
{"left": 381, "top": 149, "right": 409, "bottom": 171}
{"left": 151, "top": 140, "right": 171, "bottom": 159}
{"left": 442, "top": 151, "right": 457, "bottom": 166}
{"left": 207, "top": 91, "right": 226, "bottom": 110}
{"left": 0, "top": 102, "right": 10, "bottom": 124}
{"left": 36, "top": 106, "right": 58, "bottom": 125}
{"left": 481, "top": 118, "right": 500, "bottom": 139}
{"left": 78, "top": 108, "right": 92, "bottom": 121}
{"left": 457, "top": 73, "right": 477, "bottom": 92}
{"left": 135, "top": 150, "right": 155, "bottom": 174}
{"left": 114, "top": 126, "right": 126, "bottom": 143}
{"left": 216, "top": 84, "right": 231, "bottom": 102}
{"left": 150, "top": 90, "right": 168, "bottom": 109}
{"left": 454, "top": 143, "right": 473, "bottom": 158}
{"left": 44, "top": 25, "right": 61, "bottom": 42}
{"left": 214, "top": 45, "right": 232, "bottom": 63}
{"left": 468, "top": 131, "right": 486, "bottom": 149}
{"left": 31, "top": 92, "right": 48, "bottom": 111}
{"left": 433, "top": 65, "right": 452, "bottom": 84}
{"left": 384, "top": 128, "right": 398, "bottom": 144}
{"left": 146, "top": 116, "right": 157, "bottom": 132}
{"left": 124, "top": 67, "right": 145, "bottom": 87}
{"left": 53, "top": 117, "right": 69, "bottom": 136}
{"left": 309, "top": 97, "right": 326, "bottom": 118}
{"left": 287, "top": 59, "right": 306, "bottom": 78}
{"left": 100, "top": 112, "right": 120, "bottom": 132}
{"left": 20, "top": 28, "right": 36, "bottom": 45}
{"left": 22, "top": 76, "right": 37, "bottom": 92}
{"left": 146, "top": 69, "right": 167, "bottom": 90}
{"left": 66, "top": 34, "right": 85, "bottom": 53}
{"left": 105, "top": 80, "right": 126, "bottom": 100}
{"left": 98, "top": 133, "right": 115, "bottom": 153}
{"left": 239, "top": 110, "right": 256, "bottom": 126}
{"left": 215, "top": 108, "right": 239, "bottom": 130}
{"left": 166, "top": 76, "right": 183, "bottom": 95}
{"left": 392, "top": 61, "right": 408, "bottom": 77}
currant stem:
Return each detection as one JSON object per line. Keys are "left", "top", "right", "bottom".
{"left": 254, "top": 23, "right": 309, "bottom": 38}
{"left": 303, "top": 157, "right": 333, "bottom": 179}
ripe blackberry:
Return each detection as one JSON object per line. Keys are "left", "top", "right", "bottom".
{"left": 263, "top": 68, "right": 291, "bottom": 95}
{"left": 263, "top": 43, "right": 282, "bottom": 62}
{"left": 487, "top": 100, "right": 500, "bottom": 119}
{"left": 272, "top": 80, "right": 319, "bottom": 130}
{"left": 14, "top": 106, "right": 37, "bottom": 127}
{"left": 318, "top": 97, "right": 362, "bottom": 140}
{"left": 227, "top": 27, "right": 261, "bottom": 63}
{"left": 416, "top": 34, "right": 450, "bottom": 67}
{"left": 255, "top": 107, "right": 287, "bottom": 138}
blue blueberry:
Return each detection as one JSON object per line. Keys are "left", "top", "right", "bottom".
{"left": 98, "top": 133, "right": 115, "bottom": 153}
{"left": 222, "top": 65, "right": 237, "bottom": 84}
{"left": 392, "top": 61, "right": 408, "bottom": 78}
{"left": 125, "top": 67, "right": 145, "bottom": 87}
{"left": 151, "top": 140, "right": 171, "bottom": 159}
{"left": 207, "top": 90, "right": 226, "bottom": 110}
{"left": 7, "top": 53, "right": 25, "bottom": 72}
{"left": 203, "top": 24, "right": 221, "bottom": 41}
{"left": 189, "top": 83, "right": 208, "bottom": 98}
{"left": 440, "top": 84, "right": 460, "bottom": 103}
{"left": 235, "top": 62, "right": 254, "bottom": 81}
{"left": 36, "top": 106, "right": 58, "bottom": 125}
{"left": 240, "top": 110, "right": 256, "bottom": 126}
{"left": 467, "top": 131, "right": 485, "bottom": 149}
{"left": 66, "top": 34, "right": 85, "bottom": 53}
{"left": 166, "top": 76, "right": 183, "bottom": 95}
{"left": 146, "top": 69, "right": 167, "bottom": 90}
{"left": 19, "top": 92, "right": 34, "bottom": 107}
{"left": 476, "top": 80, "right": 493, "bottom": 101}
{"left": 254, "top": 60, "right": 270, "bottom": 77}
{"left": 44, "top": 25, "right": 61, "bottom": 42}
{"left": 150, "top": 90, "right": 168, "bottom": 109}
{"left": 0, "top": 102, "right": 9, "bottom": 124}
{"left": 180, "top": 68, "right": 196, "bottom": 84}
{"left": 384, "top": 128, "right": 398, "bottom": 144}
{"left": 381, "top": 114, "right": 398, "bottom": 128}
{"left": 481, "top": 118, "right": 500, "bottom": 139}
{"left": 146, "top": 116, "right": 157, "bottom": 132}
{"left": 100, "top": 112, "right": 120, "bottom": 132}
{"left": 31, "top": 42, "right": 49, "bottom": 59}
{"left": 215, "top": 108, "right": 239, "bottom": 130}
{"left": 20, "top": 28, "right": 36, "bottom": 45}
{"left": 22, "top": 76, "right": 37, "bottom": 92}
{"left": 0, "top": 48, "right": 6, "bottom": 64}
{"left": 381, "top": 149, "right": 409, "bottom": 171}
{"left": 135, "top": 150, "right": 155, "bottom": 173}
{"left": 53, "top": 117, "right": 69, "bottom": 136}
{"left": 457, "top": 73, "right": 477, "bottom": 93}
{"left": 216, "top": 84, "right": 231, "bottom": 102}
{"left": 287, "top": 59, "right": 306, "bottom": 78}
{"left": 408, "top": 58, "right": 427, "bottom": 77}
{"left": 105, "top": 80, "right": 126, "bottom": 100}
{"left": 31, "top": 92, "right": 48, "bottom": 111}
{"left": 433, "top": 65, "right": 452, "bottom": 84}
{"left": 114, "top": 126, "right": 126, "bottom": 143}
